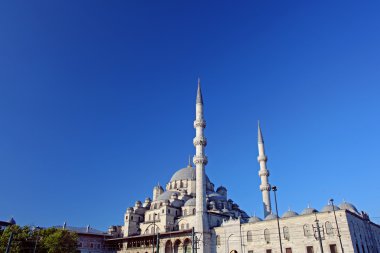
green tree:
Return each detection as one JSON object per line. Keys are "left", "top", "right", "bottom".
{"left": 0, "top": 225, "right": 78, "bottom": 253}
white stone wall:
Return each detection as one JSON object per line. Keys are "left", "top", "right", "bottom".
{"left": 212, "top": 210, "right": 376, "bottom": 253}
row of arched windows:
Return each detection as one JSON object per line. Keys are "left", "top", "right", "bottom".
{"left": 183, "top": 208, "right": 196, "bottom": 216}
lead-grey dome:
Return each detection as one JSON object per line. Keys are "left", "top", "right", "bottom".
{"left": 339, "top": 201, "right": 359, "bottom": 215}
{"left": 170, "top": 166, "right": 210, "bottom": 182}
{"left": 301, "top": 206, "right": 318, "bottom": 215}
{"left": 282, "top": 210, "right": 299, "bottom": 218}
{"left": 264, "top": 213, "right": 278, "bottom": 220}
{"left": 157, "top": 191, "right": 177, "bottom": 201}
{"left": 321, "top": 204, "right": 340, "bottom": 212}
{"left": 184, "top": 198, "right": 196, "bottom": 206}
{"left": 248, "top": 216, "right": 262, "bottom": 223}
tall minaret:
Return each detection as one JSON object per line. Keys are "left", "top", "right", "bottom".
{"left": 257, "top": 121, "right": 272, "bottom": 218}
{"left": 193, "top": 79, "right": 210, "bottom": 253}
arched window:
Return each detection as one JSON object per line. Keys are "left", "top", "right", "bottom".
{"left": 184, "top": 209, "right": 187, "bottom": 216}
{"left": 181, "top": 224, "right": 185, "bottom": 230}
{"left": 283, "top": 226, "right": 290, "bottom": 240}
{"left": 184, "top": 239, "right": 191, "bottom": 253}
{"left": 149, "top": 214, "right": 151, "bottom": 221}
{"left": 304, "top": 224, "right": 312, "bottom": 236}
{"left": 165, "top": 241, "right": 173, "bottom": 253}
{"left": 325, "top": 221, "right": 333, "bottom": 235}
{"left": 193, "top": 208, "right": 196, "bottom": 215}
{"left": 264, "top": 229, "right": 270, "bottom": 243}
{"left": 186, "top": 224, "right": 189, "bottom": 229}
{"left": 216, "top": 235, "right": 221, "bottom": 246}
{"left": 247, "top": 231, "right": 253, "bottom": 242}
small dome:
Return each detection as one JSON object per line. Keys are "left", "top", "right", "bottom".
{"left": 264, "top": 213, "right": 278, "bottom": 220}
{"left": 157, "top": 191, "right": 177, "bottom": 201}
{"left": 282, "top": 210, "right": 299, "bottom": 218}
{"left": 321, "top": 204, "right": 340, "bottom": 212}
{"left": 248, "top": 216, "right": 262, "bottom": 223}
{"left": 8, "top": 217, "right": 16, "bottom": 225}
{"left": 216, "top": 186, "right": 227, "bottom": 192}
{"left": 184, "top": 198, "right": 196, "bottom": 206}
{"left": 301, "top": 206, "right": 318, "bottom": 215}
{"left": 339, "top": 201, "right": 359, "bottom": 214}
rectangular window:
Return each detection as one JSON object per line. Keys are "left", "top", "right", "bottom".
{"left": 306, "top": 246, "right": 314, "bottom": 253}
{"left": 329, "top": 244, "right": 337, "bottom": 253}
{"left": 285, "top": 248, "right": 292, "bottom": 253}
{"left": 266, "top": 250, "right": 272, "bottom": 253}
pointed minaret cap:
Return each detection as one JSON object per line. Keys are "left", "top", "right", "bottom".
{"left": 196, "top": 78, "right": 203, "bottom": 104}
{"left": 188, "top": 155, "right": 192, "bottom": 167}
{"left": 258, "top": 120, "right": 264, "bottom": 143}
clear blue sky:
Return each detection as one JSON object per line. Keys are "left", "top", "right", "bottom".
{"left": 1, "top": 1, "right": 379, "bottom": 230}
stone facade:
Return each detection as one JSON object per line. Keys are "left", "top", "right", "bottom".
{"left": 76, "top": 81, "right": 380, "bottom": 253}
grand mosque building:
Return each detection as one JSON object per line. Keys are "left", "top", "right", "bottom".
{"left": 72, "top": 82, "right": 380, "bottom": 253}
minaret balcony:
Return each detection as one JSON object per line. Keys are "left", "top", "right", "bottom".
{"left": 193, "top": 137, "right": 207, "bottom": 146}
{"left": 193, "top": 119, "right": 206, "bottom": 128}
{"left": 257, "top": 155, "right": 267, "bottom": 162}
{"left": 193, "top": 155, "right": 208, "bottom": 165}
{"left": 258, "top": 169, "right": 270, "bottom": 177}
{"left": 260, "top": 184, "right": 271, "bottom": 191}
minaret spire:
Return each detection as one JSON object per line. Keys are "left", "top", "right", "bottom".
{"left": 257, "top": 121, "right": 272, "bottom": 217}
{"left": 193, "top": 79, "right": 210, "bottom": 253}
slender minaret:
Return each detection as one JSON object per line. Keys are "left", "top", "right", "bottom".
{"left": 193, "top": 79, "right": 210, "bottom": 253}
{"left": 257, "top": 121, "right": 272, "bottom": 218}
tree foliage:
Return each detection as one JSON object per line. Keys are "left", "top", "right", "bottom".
{"left": 0, "top": 225, "right": 78, "bottom": 253}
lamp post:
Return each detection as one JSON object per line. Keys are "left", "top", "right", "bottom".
{"left": 330, "top": 199, "right": 344, "bottom": 253}
{"left": 33, "top": 226, "right": 41, "bottom": 253}
{"left": 227, "top": 234, "right": 234, "bottom": 253}
{"left": 314, "top": 213, "right": 324, "bottom": 253}
{"left": 272, "top": 186, "right": 283, "bottom": 253}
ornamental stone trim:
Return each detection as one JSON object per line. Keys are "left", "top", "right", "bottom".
{"left": 194, "top": 120, "right": 206, "bottom": 128}
{"left": 193, "top": 155, "right": 208, "bottom": 165}
{"left": 260, "top": 184, "right": 271, "bottom": 191}
{"left": 193, "top": 137, "right": 208, "bottom": 146}
{"left": 258, "top": 170, "right": 270, "bottom": 177}
{"left": 257, "top": 155, "right": 267, "bottom": 162}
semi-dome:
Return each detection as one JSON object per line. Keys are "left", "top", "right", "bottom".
{"left": 184, "top": 198, "right": 196, "bottom": 206}
{"left": 321, "top": 204, "right": 340, "bottom": 212}
{"left": 282, "top": 210, "right": 299, "bottom": 218}
{"left": 157, "top": 191, "right": 178, "bottom": 201}
{"left": 170, "top": 166, "right": 210, "bottom": 182}
{"left": 339, "top": 201, "right": 359, "bottom": 215}
{"left": 248, "top": 216, "right": 262, "bottom": 223}
{"left": 301, "top": 206, "right": 318, "bottom": 215}
{"left": 264, "top": 213, "right": 278, "bottom": 220}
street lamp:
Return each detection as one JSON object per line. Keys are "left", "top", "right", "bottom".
{"left": 330, "top": 199, "right": 344, "bottom": 253}
{"left": 272, "top": 186, "right": 283, "bottom": 253}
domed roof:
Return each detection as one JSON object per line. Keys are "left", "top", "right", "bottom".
{"left": 264, "top": 213, "right": 278, "bottom": 220}
{"left": 301, "top": 206, "right": 318, "bottom": 215}
{"left": 339, "top": 201, "right": 359, "bottom": 214}
{"left": 321, "top": 204, "right": 340, "bottom": 212}
{"left": 248, "top": 216, "right": 262, "bottom": 223}
{"left": 282, "top": 210, "right": 299, "bottom": 218}
{"left": 207, "top": 192, "right": 226, "bottom": 201}
{"left": 184, "top": 198, "right": 196, "bottom": 206}
{"left": 170, "top": 166, "right": 210, "bottom": 182}
{"left": 170, "top": 199, "right": 184, "bottom": 208}
{"left": 157, "top": 191, "right": 177, "bottom": 201}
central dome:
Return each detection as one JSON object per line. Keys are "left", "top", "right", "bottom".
{"left": 170, "top": 166, "right": 210, "bottom": 182}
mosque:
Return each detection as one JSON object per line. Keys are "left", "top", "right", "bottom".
{"left": 74, "top": 82, "right": 380, "bottom": 253}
